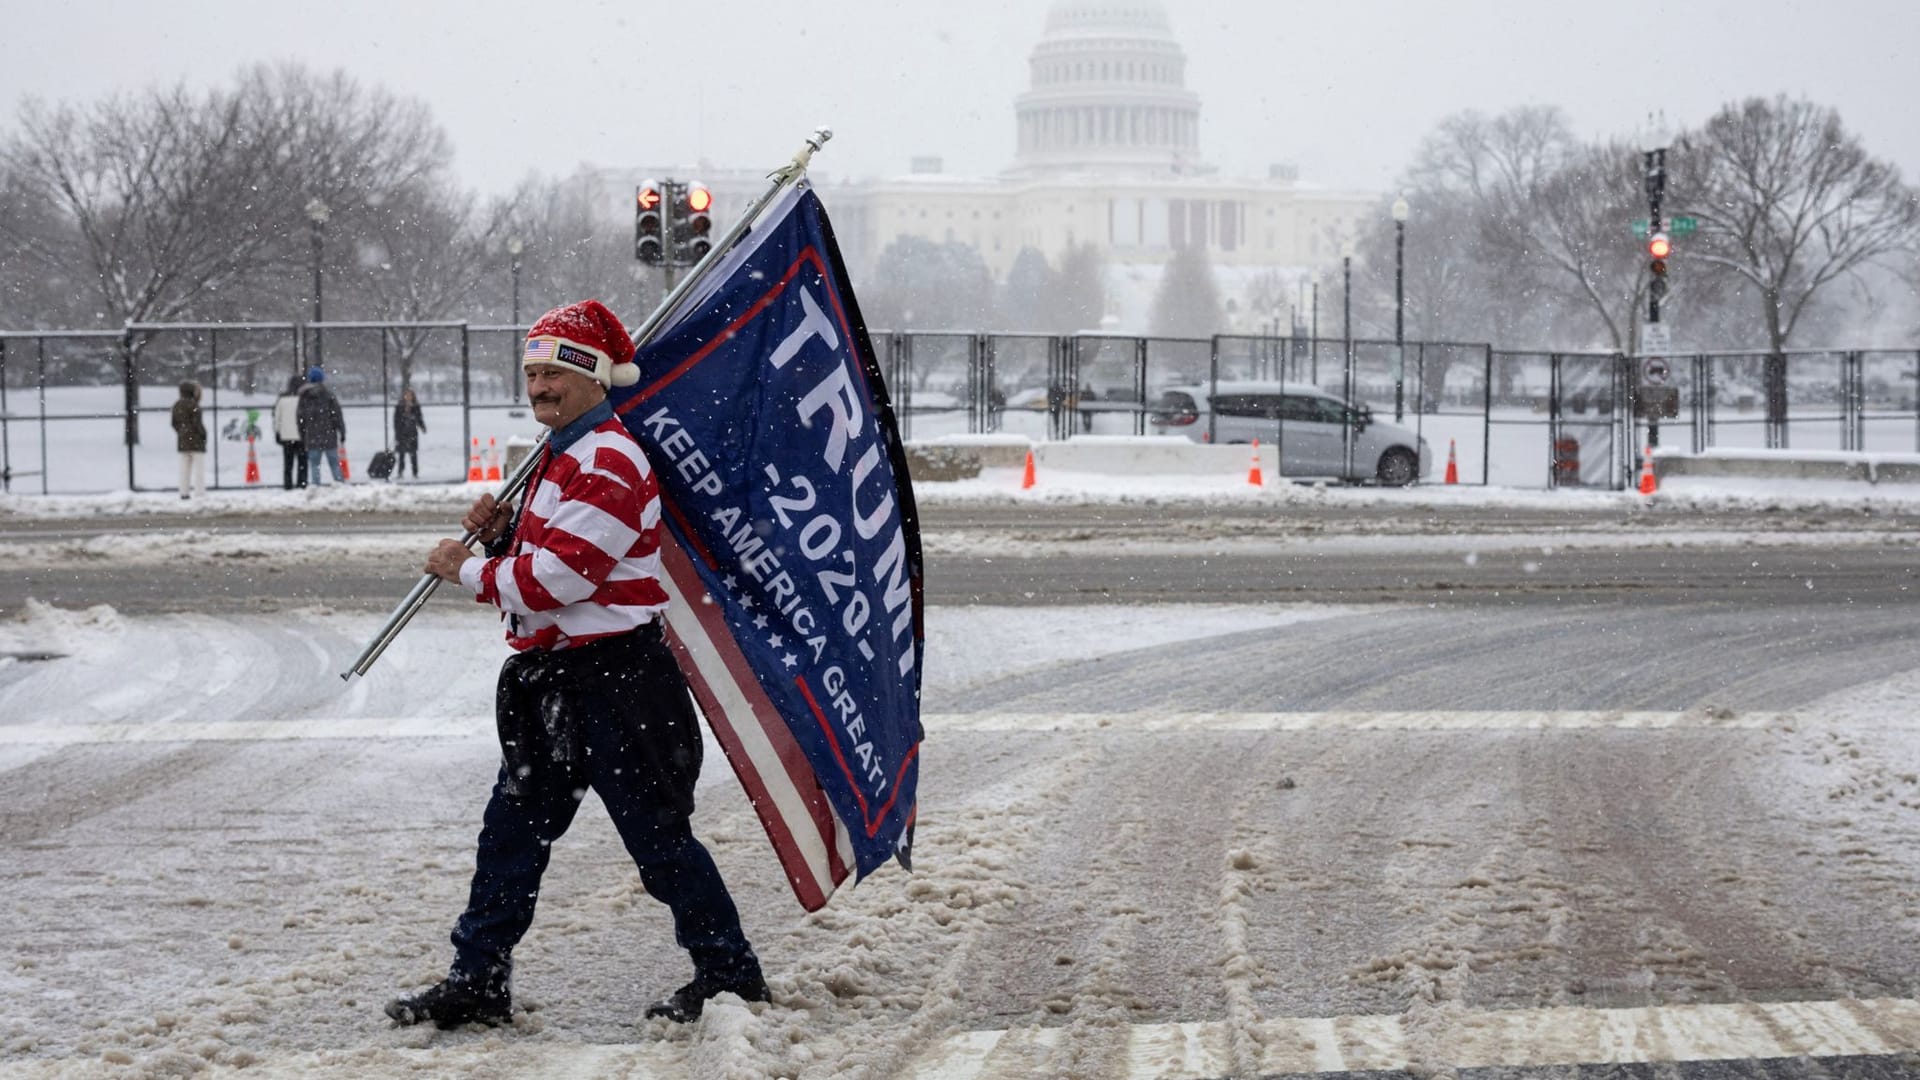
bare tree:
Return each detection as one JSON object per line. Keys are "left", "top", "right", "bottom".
{"left": 341, "top": 182, "right": 506, "bottom": 394}
{"left": 497, "top": 169, "right": 648, "bottom": 324}
{"left": 1689, "top": 96, "right": 1920, "bottom": 354}
{"left": 0, "top": 160, "right": 82, "bottom": 329}
{"left": 1390, "top": 108, "right": 1581, "bottom": 348}
{"left": 1, "top": 65, "right": 451, "bottom": 328}
{"left": 1685, "top": 96, "right": 1919, "bottom": 442}
{"left": 3, "top": 84, "right": 284, "bottom": 330}
{"left": 1502, "top": 140, "right": 1654, "bottom": 352}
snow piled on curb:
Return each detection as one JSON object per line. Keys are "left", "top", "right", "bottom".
{"left": 5, "top": 469, "right": 1920, "bottom": 522}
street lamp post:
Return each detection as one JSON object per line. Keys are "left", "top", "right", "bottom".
{"left": 1309, "top": 271, "right": 1320, "bottom": 384}
{"left": 507, "top": 237, "right": 525, "bottom": 326}
{"left": 1293, "top": 277, "right": 1307, "bottom": 379}
{"left": 304, "top": 197, "right": 330, "bottom": 369}
{"left": 1341, "top": 241, "right": 1356, "bottom": 478}
{"left": 1392, "top": 195, "right": 1409, "bottom": 421}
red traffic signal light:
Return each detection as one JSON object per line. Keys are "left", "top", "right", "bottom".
{"left": 676, "top": 182, "right": 714, "bottom": 263}
{"left": 1648, "top": 232, "right": 1671, "bottom": 259}
{"left": 635, "top": 179, "right": 664, "bottom": 264}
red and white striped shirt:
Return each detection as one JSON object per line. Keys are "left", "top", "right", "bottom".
{"left": 459, "top": 414, "right": 669, "bottom": 651}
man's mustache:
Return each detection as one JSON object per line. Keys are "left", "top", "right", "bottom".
{"left": 530, "top": 395, "right": 561, "bottom": 405}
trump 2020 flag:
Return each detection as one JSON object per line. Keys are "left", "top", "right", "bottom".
{"left": 610, "top": 181, "right": 923, "bottom": 911}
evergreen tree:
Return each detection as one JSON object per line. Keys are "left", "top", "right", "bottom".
{"left": 863, "top": 235, "right": 993, "bottom": 331}
{"left": 1149, "top": 242, "right": 1223, "bottom": 338}
{"left": 996, "top": 246, "right": 1053, "bottom": 332}
{"left": 1052, "top": 241, "right": 1107, "bottom": 333}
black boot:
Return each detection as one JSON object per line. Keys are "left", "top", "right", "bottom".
{"left": 384, "top": 973, "right": 511, "bottom": 1029}
{"left": 645, "top": 969, "right": 770, "bottom": 1023}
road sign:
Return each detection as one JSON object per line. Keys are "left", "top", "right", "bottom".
{"left": 1640, "top": 322, "right": 1673, "bottom": 357}
{"left": 1631, "top": 216, "right": 1697, "bottom": 239}
{"left": 1636, "top": 341, "right": 1679, "bottom": 419}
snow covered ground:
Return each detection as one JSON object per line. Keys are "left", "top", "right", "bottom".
{"left": 6, "top": 455, "right": 1920, "bottom": 522}
{"left": 5, "top": 593, "right": 1920, "bottom": 1078}
{"left": 3, "top": 473, "right": 1920, "bottom": 1077}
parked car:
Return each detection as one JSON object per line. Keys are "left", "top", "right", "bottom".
{"left": 1148, "top": 380, "right": 1431, "bottom": 485}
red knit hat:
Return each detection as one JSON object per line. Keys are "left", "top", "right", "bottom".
{"left": 522, "top": 299, "right": 638, "bottom": 388}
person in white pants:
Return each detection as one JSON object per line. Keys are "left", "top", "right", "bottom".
{"left": 171, "top": 380, "right": 208, "bottom": 499}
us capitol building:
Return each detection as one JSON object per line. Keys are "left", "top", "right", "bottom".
{"left": 603, "top": 2, "right": 1376, "bottom": 334}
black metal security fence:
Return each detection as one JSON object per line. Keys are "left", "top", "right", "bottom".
{"left": 0, "top": 321, "right": 534, "bottom": 494}
{"left": 1671, "top": 349, "right": 1920, "bottom": 454}
{"left": 2, "top": 320, "right": 1915, "bottom": 494}
{"left": 877, "top": 330, "right": 1617, "bottom": 487}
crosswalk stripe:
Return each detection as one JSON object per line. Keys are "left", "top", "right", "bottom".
{"left": 910, "top": 997, "right": 1919, "bottom": 1078}
{"left": 5, "top": 997, "right": 1908, "bottom": 1078}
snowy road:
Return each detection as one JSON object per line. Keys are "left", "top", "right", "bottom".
{"left": 3, "top": 494, "right": 1920, "bottom": 1078}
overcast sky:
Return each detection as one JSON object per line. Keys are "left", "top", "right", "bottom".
{"left": 3, "top": 0, "right": 1916, "bottom": 199}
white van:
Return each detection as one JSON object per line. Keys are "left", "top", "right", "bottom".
{"left": 1149, "top": 381, "right": 1431, "bottom": 485}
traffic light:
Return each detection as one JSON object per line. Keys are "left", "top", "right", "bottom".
{"left": 1648, "top": 231, "right": 1671, "bottom": 276}
{"left": 674, "top": 182, "right": 713, "bottom": 265}
{"left": 635, "top": 180, "right": 664, "bottom": 264}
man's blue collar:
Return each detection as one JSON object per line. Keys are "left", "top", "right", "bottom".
{"left": 549, "top": 399, "right": 614, "bottom": 454}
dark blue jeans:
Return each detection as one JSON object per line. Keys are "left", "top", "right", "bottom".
{"left": 449, "top": 627, "right": 758, "bottom": 986}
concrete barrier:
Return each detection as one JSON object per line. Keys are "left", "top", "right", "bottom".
{"left": 1655, "top": 449, "right": 1920, "bottom": 486}
{"left": 1036, "top": 436, "right": 1272, "bottom": 476}
{"left": 503, "top": 436, "right": 539, "bottom": 477}
{"left": 1873, "top": 460, "right": 1920, "bottom": 485}
{"left": 510, "top": 432, "right": 1269, "bottom": 485}
{"left": 904, "top": 438, "right": 1030, "bottom": 481}
{"left": 906, "top": 435, "right": 1279, "bottom": 481}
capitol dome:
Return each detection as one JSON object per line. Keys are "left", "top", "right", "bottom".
{"left": 1011, "top": 2, "right": 1205, "bottom": 177}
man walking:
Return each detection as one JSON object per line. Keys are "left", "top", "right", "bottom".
{"left": 389, "top": 299, "right": 766, "bottom": 1030}
{"left": 297, "top": 367, "right": 345, "bottom": 485}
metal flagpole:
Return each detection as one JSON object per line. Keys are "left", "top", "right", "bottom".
{"left": 341, "top": 127, "right": 834, "bottom": 681}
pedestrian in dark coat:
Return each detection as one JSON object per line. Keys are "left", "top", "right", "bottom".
{"left": 297, "top": 367, "right": 346, "bottom": 485}
{"left": 392, "top": 387, "right": 426, "bottom": 479}
{"left": 171, "top": 380, "right": 207, "bottom": 499}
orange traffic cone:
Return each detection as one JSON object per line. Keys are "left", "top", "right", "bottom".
{"left": 485, "top": 437, "right": 502, "bottom": 481}
{"left": 243, "top": 436, "right": 261, "bottom": 485}
{"left": 1020, "top": 448, "right": 1037, "bottom": 490}
{"left": 468, "top": 438, "right": 484, "bottom": 482}
{"left": 1444, "top": 439, "right": 1459, "bottom": 485}
{"left": 1638, "top": 445, "right": 1658, "bottom": 495}
{"left": 1247, "top": 438, "right": 1264, "bottom": 486}
{"left": 338, "top": 443, "right": 352, "bottom": 481}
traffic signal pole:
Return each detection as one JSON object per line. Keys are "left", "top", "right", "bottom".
{"left": 1645, "top": 147, "right": 1666, "bottom": 326}
{"left": 662, "top": 179, "right": 682, "bottom": 293}
{"left": 1643, "top": 144, "right": 1668, "bottom": 451}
